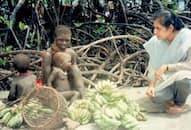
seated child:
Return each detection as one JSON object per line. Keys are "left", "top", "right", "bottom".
{"left": 8, "top": 54, "right": 36, "bottom": 101}
{"left": 48, "top": 52, "right": 80, "bottom": 102}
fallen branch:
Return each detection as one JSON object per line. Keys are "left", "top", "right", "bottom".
{"left": 0, "top": 50, "right": 42, "bottom": 57}
{"left": 77, "top": 35, "right": 146, "bottom": 54}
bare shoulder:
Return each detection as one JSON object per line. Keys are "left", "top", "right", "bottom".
{"left": 22, "top": 74, "right": 37, "bottom": 83}
{"left": 52, "top": 67, "right": 63, "bottom": 73}
{"left": 65, "top": 48, "right": 76, "bottom": 55}
{"left": 41, "top": 49, "right": 52, "bottom": 60}
{"left": 30, "top": 74, "right": 37, "bottom": 80}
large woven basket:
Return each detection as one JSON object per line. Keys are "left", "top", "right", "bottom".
{"left": 22, "top": 86, "right": 68, "bottom": 130}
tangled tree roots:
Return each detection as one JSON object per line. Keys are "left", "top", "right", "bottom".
{"left": 0, "top": 35, "right": 149, "bottom": 89}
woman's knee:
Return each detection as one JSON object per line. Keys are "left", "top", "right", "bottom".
{"left": 173, "top": 79, "right": 191, "bottom": 105}
{"left": 174, "top": 79, "right": 191, "bottom": 92}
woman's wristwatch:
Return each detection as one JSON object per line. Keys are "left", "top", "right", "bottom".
{"left": 166, "top": 65, "right": 169, "bottom": 71}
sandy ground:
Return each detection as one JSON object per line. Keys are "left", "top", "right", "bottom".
{"left": 126, "top": 87, "right": 191, "bottom": 130}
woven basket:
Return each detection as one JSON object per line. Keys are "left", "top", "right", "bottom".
{"left": 22, "top": 86, "right": 68, "bottom": 130}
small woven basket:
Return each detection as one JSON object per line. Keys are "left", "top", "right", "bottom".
{"left": 22, "top": 86, "right": 68, "bottom": 130}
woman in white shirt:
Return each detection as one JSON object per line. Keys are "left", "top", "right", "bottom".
{"left": 144, "top": 10, "right": 191, "bottom": 113}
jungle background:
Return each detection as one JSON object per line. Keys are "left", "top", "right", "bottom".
{"left": 0, "top": 0, "right": 191, "bottom": 90}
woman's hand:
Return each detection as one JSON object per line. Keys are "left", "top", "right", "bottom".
{"left": 154, "top": 65, "right": 168, "bottom": 80}
{"left": 146, "top": 64, "right": 168, "bottom": 97}
{"left": 146, "top": 86, "right": 155, "bottom": 97}
{"left": 146, "top": 80, "right": 155, "bottom": 97}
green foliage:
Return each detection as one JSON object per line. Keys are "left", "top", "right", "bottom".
{"left": 43, "top": 0, "right": 48, "bottom": 4}
{"left": 0, "top": 16, "right": 13, "bottom": 28}
{"left": 0, "top": 58, "right": 8, "bottom": 66}
{"left": 0, "top": 46, "right": 12, "bottom": 66}
{"left": 19, "top": 22, "right": 29, "bottom": 31}
{"left": 60, "top": 0, "right": 72, "bottom": 6}
{"left": 73, "top": 23, "right": 83, "bottom": 27}
{"left": 93, "top": 26, "right": 106, "bottom": 35}
{"left": 162, "top": 0, "right": 173, "bottom": 7}
{"left": 0, "top": 46, "right": 13, "bottom": 52}
{"left": 162, "top": 0, "right": 178, "bottom": 11}
{"left": 95, "top": 15, "right": 105, "bottom": 23}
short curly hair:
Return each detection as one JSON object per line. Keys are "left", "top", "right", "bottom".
{"left": 55, "top": 25, "right": 71, "bottom": 37}
{"left": 13, "top": 54, "right": 30, "bottom": 73}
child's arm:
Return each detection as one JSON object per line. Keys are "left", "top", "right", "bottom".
{"left": 68, "top": 49, "right": 77, "bottom": 65}
{"left": 47, "top": 68, "right": 57, "bottom": 87}
{"left": 41, "top": 51, "right": 52, "bottom": 85}
{"left": 8, "top": 83, "right": 17, "bottom": 101}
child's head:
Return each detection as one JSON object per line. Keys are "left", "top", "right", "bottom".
{"left": 13, "top": 54, "right": 30, "bottom": 73}
{"left": 54, "top": 25, "right": 71, "bottom": 51}
{"left": 53, "top": 52, "right": 72, "bottom": 71}
{"left": 55, "top": 25, "right": 71, "bottom": 37}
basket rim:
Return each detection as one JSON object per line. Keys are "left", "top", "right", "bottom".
{"left": 23, "top": 86, "right": 63, "bottom": 128}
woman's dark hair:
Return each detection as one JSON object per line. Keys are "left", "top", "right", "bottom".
{"left": 153, "top": 10, "right": 184, "bottom": 30}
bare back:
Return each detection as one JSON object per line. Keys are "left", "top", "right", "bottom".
{"left": 8, "top": 74, "right": 36, "bottom": 100}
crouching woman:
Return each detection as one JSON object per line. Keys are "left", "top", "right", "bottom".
{"left": 144, "top": 10, "right": 191, "bottom": 113}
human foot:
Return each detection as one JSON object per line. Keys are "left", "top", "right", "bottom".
{"left": 63, "top": 117, "right": 80, "bottom": 130}
{"left": 167, "top": 104, "right": 190, "bottom": 114}
{"left": 165, "top": 101, "right": 175, "bottom": 109}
